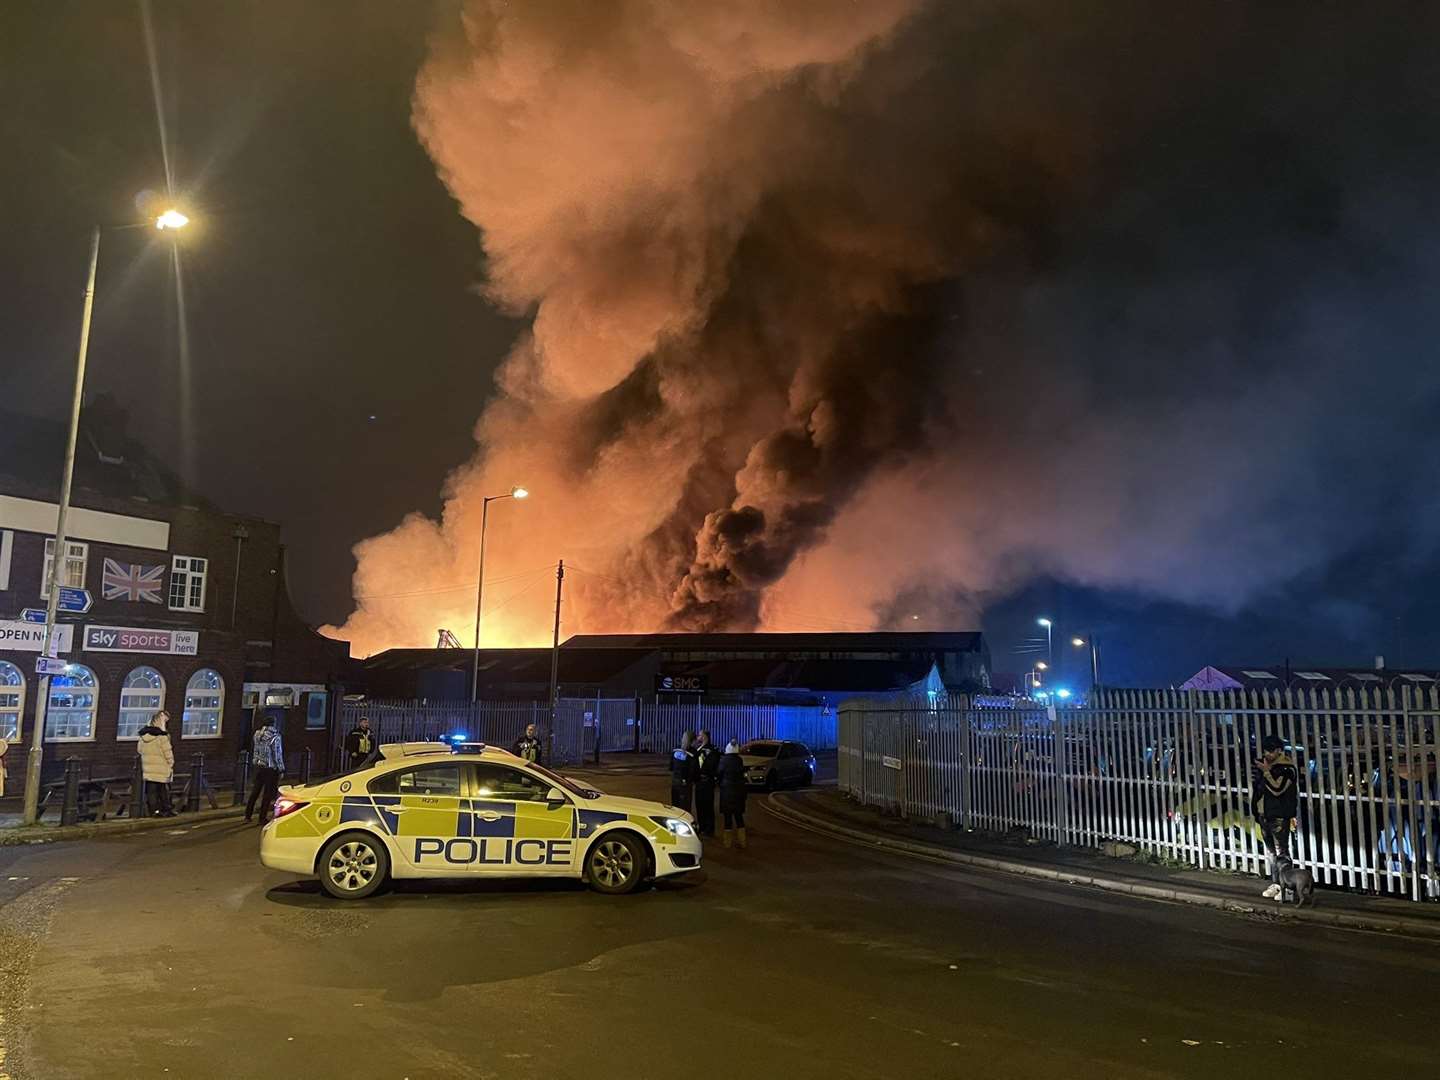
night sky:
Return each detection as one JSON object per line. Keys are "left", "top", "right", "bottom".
{"left": 4, "top": 1, "right": 1439, "bottom": 687}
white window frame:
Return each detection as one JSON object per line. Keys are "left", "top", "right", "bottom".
{"left": 41, "top": 538, "right": 89, "bottom": 598}
{"left": 182, "top": 668, "right": 224, "bottom": 738}
{"left": 168, "top": 555, "right": 208, "bottom": 613}
{"left": 118, "top": 666, "right": 166, "bottom": 741}
{"left": 0, "top": 659, "right": 25, "bottom": 742}
{"left": 45, "top": 663, "right": 98, "bottom": 743}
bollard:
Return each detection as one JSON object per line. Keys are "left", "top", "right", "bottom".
{"left": 234, "top": 750, "right": 251, "bottom": 809}
{"left": 301, "top": 747, "right": 313, "bottom": 785}
{"left": 60, "top": 757, "right": 82, "bottom": 827}
{"left": 131, "top": 752, "right": 147, "bottom": 818}
{"left": 187, "top": 753, "right": 204, "bottom": 813}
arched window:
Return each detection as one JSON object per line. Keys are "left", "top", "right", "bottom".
{"left": 46, "top": 663, "right": 98, "bottom": 741}
{"left": 183, "top": 669, "right": 224, "bottom": 737}
{"left": 118, "top": 666, "right": 166, "bottom": 739}
{"left": 0, "top": 660, "right": 25, "bottom": 741}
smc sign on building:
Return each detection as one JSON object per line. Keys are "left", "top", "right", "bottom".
{"left": 83, "top": 624, "right": 199, "bottom": 655}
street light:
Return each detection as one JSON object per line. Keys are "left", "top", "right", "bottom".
{"left": 1072, "top": 633, "right": 1101, "bottom": 694}
{"left": 471, "top": 485, "right": 529, "bottom": 701}
{"left": 1037, "top": 617, "right": 1053, "bottom": 670}
{"left": 21, "top": 210, "right": 190, "bottom": 825}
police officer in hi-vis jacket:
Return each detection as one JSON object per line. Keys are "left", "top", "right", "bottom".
{"left": 692, "top": 729, "right": 720, "bottom": 837}
{"left": 670, "top": 730, "right": 698, "bottom": 813}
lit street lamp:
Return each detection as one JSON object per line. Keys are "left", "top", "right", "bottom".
{"left": 21, "top": 210, "right": 190, "bottom": 825}
{"left": 1072, "top": 634, "right": 1102, "bottom": 693}
{"left": 1037, "top": 617, "right": 1053, "bottom": 669}
{"left": 471, "top": 485, "right": 529, "bottom": 700}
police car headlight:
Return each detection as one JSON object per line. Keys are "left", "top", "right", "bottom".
{"left": 652, "top": 816, "right": 694, "bottom": 837}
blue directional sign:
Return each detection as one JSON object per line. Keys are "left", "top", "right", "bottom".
{"left": 56, "top": 587, "right": 92, "bottom": 614}
{"left": 35, "top": 656, "right": 69, "bottom": 677}
{"left": 21, "top": 608, "right": 46, "bottom": 623}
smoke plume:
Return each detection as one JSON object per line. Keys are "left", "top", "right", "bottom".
{"left": 328, "top": 1, "right": 1440, "bottom": 655}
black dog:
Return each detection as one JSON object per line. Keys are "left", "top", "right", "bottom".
{"left": 1274, "top": 855, "right": 1316, "bottom": 906}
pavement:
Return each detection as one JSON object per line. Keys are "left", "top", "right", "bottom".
{"left": 0, "top": 761, "right": 1436, "bottom": 1079}
{"left": 769, "top": 785, "right": 1440, "bottom": 940}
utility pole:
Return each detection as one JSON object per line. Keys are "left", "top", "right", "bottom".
{"left": 23, "top": 226, "right": 100, "bottom": 826}
{"left": 547, "top": 560, "right": 564, "bottom": 764}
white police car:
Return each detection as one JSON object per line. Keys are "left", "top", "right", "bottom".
{"left": 259, "top": 742, "right": 702, "bottom": 899}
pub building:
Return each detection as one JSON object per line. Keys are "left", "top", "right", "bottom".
{"left": 0, "top": 403, "right": 349, "bottom": 799}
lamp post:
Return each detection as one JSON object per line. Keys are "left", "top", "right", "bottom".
{"left": 1072, "top": 635, "right": 1101, "bottom": 695}
{"left": 21, "top": 210, "right": 189, "bottom": 825}
{"left": 1037, "top": 617, "right": 1053, "bottom": 670}
{"left": 470, "top": 485, "right": 529, "bottom": 700}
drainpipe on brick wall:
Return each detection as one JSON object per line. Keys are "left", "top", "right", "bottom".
{"left": 230, "top": 524, "right": 250, "bottom": 629}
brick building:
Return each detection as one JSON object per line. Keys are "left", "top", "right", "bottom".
{"left": 0, "top": 402, "right": 349, "bottom": 790}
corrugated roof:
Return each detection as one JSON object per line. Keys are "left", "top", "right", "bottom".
{"left": 563, "top": 632, "right": 983, "bottom": 651}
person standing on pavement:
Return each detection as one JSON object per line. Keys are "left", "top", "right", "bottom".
{"left": 670, "top": 730, "right": 697, "bottom": 813}
{"left": 246, "top": 717, "right": 285, "bottom": 826}
{"left": 0, "top": 734, "right": 9, "bottom": 797}
{"left": 693, "top": 729, "right": 720, "bottom": 838}
{"left": 343, "top": 716, "right": 377, "bottom": 771}
{"left": 137, "top": 710, "right": 177, "bottom": 817}
{"left": 513, "top": 722, "right": 543, "bottom": 765}
{"left": 1252, "top": 733, "right": 1299, "bottom": 900}
{"left": 718, "top": 738, "right": 748, "bottom": 848}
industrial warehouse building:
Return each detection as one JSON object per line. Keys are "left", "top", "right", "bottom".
{"left": 0, "top": 405, "right": 349, "bottom": 791}
{"left": 359, "top": 630, "right": 991, "bottom": 706}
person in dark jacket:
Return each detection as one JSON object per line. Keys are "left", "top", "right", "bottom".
{"left": 343, "top": 716, "right": 377, "bottom": 771}
{"left": 693, "top": 729, "right": 720, "bottom": 838}
{"left": 717, "top": 739, "right": 748, "bottom": 848}
{"left": 1252, "top": 733, "right": 1299, "bottom": 900}
{"left": 513, "top": 723, "right": 543, "bottom": 765}
{"left": 670, "top": 730, "right": 697, "bottom": 812}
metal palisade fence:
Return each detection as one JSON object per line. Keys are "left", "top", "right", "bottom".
{"left": 838, "top": 687, "right": 1440, "bottom": 902}
{"left": 336, "top": 698, "right": 838, "bottom": 772}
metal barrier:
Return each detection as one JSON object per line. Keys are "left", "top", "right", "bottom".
{"left": 838, "top": 687, "right": 1440, "bottom": 902}
{"left": 233, "top": 750, "right": 250, "bottom": 808}
{"left": 637, "top": 703, "right": 835, "bottom": 753}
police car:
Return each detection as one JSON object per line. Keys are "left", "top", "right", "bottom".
{"left": 259, "top": 741, "right": 702, "bottom": 899}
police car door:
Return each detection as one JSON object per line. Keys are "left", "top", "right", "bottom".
{"left": 371, "top": 762, "right": 471, "bottom": 875}
{"left": 470, "top": 762, "right": 577, "bottom": 875}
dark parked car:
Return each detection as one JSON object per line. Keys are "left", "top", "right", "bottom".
{"left": 740, "top": 740, "right": 817, "bottom": 790}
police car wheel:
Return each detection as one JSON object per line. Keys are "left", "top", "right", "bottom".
{"left": 800, "top": 767, "right": 813, "bottom": 787}
{"left": 764, "top": 770, "right": 778, "bottom": 792}
{"left": 318, "top": 833, "right": 389, "bottom": 900}
{"left": 585, "top": 832, "right": 646, "bottom": 895}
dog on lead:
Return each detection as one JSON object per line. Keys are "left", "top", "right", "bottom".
{"left": 1274, "top": 855, "right": 1316, "bottom": 906}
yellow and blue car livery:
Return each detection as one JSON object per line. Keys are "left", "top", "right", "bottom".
{"left": 259, "top": 742, "right": 702, "bottom": 898}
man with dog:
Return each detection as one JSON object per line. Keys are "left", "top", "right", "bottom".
{"left": 1252, "top": 733, "right": 1305, "bottom": 902}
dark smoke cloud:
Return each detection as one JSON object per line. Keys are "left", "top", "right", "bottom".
{"left": 330, "top": 0, "right": 1440, "bottom": 654}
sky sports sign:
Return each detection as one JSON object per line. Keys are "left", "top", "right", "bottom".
{"left": 83, "top": 625, "right": 199, "bottom": 655}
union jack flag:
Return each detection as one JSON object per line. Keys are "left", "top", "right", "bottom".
{"left": 102, "top": 558, "right": 165, "bottom": 603}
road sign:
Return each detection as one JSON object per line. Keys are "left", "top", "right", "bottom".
{"left": 21, "top": 609, "right": 46, "bottom": 623}
{"left": 56, "top": 587, "right": 92, "bottom": 614}
{"left": 35, "top": 656, "right": 69, "bottom": 677}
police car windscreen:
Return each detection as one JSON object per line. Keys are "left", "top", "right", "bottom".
{"left": 742, "top": 743, "right": 779, "bottom": 757}
{"left": 528, "top": 761, "right": 602, "bottom": 799}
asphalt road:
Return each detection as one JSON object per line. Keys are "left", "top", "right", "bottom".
{"left": 0, "top": 768, "right": 1436, "bottom": 1080}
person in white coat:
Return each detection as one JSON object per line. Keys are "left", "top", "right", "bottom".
{"left": 137, "top": 710, "right": 176, "bottom": 817}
